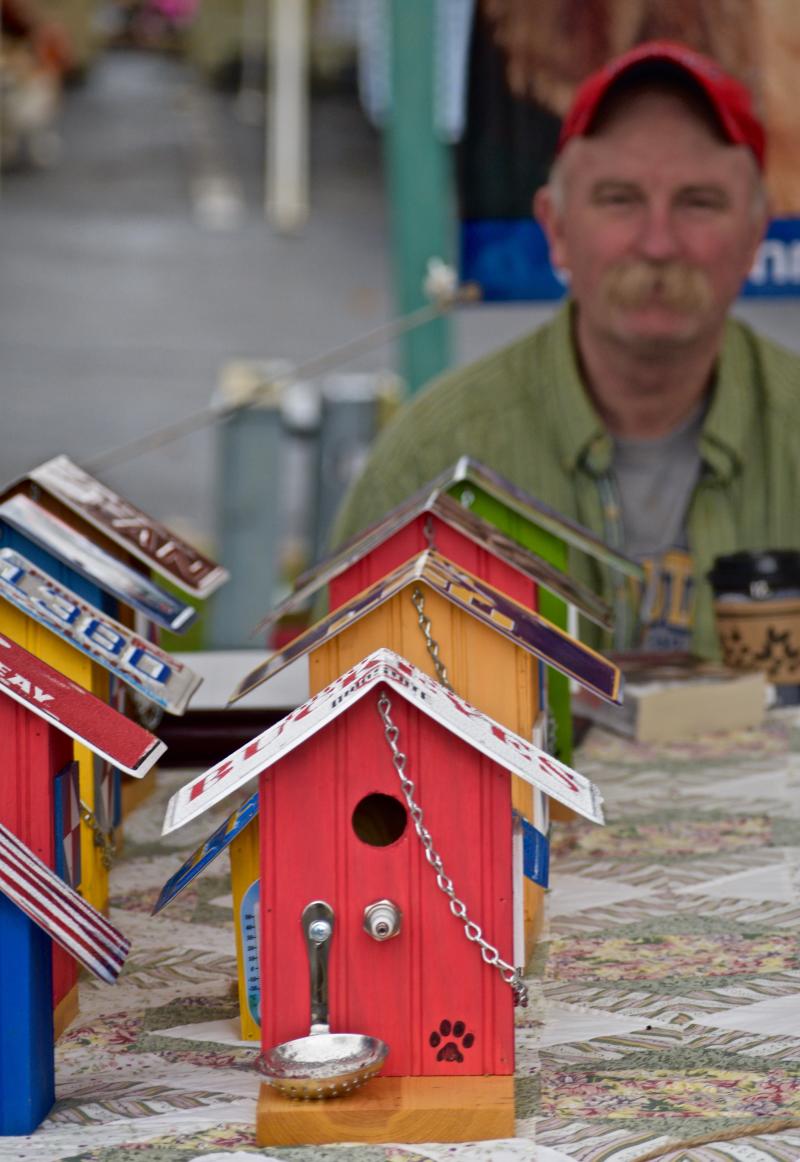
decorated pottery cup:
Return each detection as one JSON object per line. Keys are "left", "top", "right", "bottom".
{"left": 709, "top": 551, "right": 800, "bottom": 701}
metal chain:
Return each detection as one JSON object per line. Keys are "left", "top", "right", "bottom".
{"left": 411, "top": 587, "right": 453, "bottom": 691}
{"left": 376, "top": 691, "right": 528, "bottom": 1007}
{"left": 79, "top": 799, "right": 116, "bottom": 870}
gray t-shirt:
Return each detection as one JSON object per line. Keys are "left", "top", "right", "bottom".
{"left": 612, "top": 404, "right": 706, "bottom": 649}
{"left": 612, "top": 403, "right": 705, "bottom": 558}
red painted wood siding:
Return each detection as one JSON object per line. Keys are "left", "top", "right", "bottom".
{"left": 329, "top": 515, "right": 538, "bottom": 612}
{"left": 0, "top": 699, "right": 77, "bottom": 1009}
{"left": 259, "top": 687, "right": 514, "bottom": 1077}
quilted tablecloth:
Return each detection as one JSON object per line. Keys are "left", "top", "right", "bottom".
{"left": 4, "top": 710, "right": 799, "bottom": 1162}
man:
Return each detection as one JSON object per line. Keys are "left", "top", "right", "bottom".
{"left": 333, "top": 41, "right": 800, "bottom": 659}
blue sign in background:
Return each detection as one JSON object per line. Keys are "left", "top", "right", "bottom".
{"left": 461, "top": 217, "right": 800, "bottom": 301}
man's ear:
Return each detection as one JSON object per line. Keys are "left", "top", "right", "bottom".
{"left": 738, "top": 183, "right": 771, "bottom": 283}
{"left": 752, "top": 187, "right": 772, "bottom": 254}
{"left": 533, "top": 185, "right": 569, "bottom": 271}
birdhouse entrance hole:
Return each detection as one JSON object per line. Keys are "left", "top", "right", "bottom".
{"left": 352, "top": 793, "right": 407, "bottom": 847}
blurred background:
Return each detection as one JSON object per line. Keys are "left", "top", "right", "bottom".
{"left": 2, "top": 0, "right": 800, "bottom": 648}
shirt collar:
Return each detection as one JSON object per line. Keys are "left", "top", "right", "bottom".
{"left": 699, "top": 317, "right": 757, "bottom": 482}
{"left": 544, "top": 303, "right": 612, "bottom": 475}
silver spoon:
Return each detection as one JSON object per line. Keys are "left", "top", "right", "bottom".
{"left": 258, "top": 900, "right": 389, "bottom": 1100}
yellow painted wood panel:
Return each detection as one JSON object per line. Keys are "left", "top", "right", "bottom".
{"left": 230, "top": 818, "right": 261, "bottom": 1040}
{"left": 308, "top": 585, "right": 538, "bottom": 731}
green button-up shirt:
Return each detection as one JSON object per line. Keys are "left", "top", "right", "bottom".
{"left": 333, "top": 305, "right": 800, "bottom": 658}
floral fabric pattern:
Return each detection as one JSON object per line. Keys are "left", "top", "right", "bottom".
{"left": 6, "top": 709, "right": 800, "bottom": 1162}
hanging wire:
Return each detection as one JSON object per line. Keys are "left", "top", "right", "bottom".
{"left": 83, "top": 284, "right": 480, "bottom": 475}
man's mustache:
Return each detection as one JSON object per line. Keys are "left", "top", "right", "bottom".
{"left": 602, "top": 260, "right": 713, "bottom": 313}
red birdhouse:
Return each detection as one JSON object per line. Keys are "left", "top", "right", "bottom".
{"left": 0, "top": 455, "right": 217, "bottom": 910}
{"left": 233, "top": 545, "right": 620, "bottom": 972}
{"left": 0, "top": 629, "right": 161, "bottom": 1133}
{"left": 0, "top": 629, "right": 162, "bottom": 1027}
{"left": 162, "top": 648, "right": 604, "bottom": 1145}
{"left": 0, "top": 629, "right": 166, "bottom": 850}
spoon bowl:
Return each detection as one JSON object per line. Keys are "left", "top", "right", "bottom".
{"left": 258, "top": 1031, "right": 389, "bottom": 1100}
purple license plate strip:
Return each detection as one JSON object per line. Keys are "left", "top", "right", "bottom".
{"left": 0, "top": 494, "right": 196, "bottom": 632}
{"left": 0, "top": 548, "right": 201, "bottom": 714}
{"left": 425, "top": 552, "right": 621, "bottom": 700}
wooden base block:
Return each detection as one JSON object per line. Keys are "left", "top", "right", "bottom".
{"left": 256, "top": 1074, "right": 515, "bottom": 1146}
{"left": 53, "top": 983, "right": 79, "bottom": 1039}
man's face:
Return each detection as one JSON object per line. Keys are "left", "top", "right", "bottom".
{"left": 535, "top": 89, "right": 768, "bottom": 357}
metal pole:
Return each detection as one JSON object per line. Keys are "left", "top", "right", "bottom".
{"left": 207, "top": 361, "right": 291, "bottom": 647}
{"left": 0, "top": 0, "right": 4, "bottom": 198}
{"left": 266, "top": 0, "right": 310, "bottom": 233}
{"left": 386, "top": 0, "right": 454, "bottom": 393}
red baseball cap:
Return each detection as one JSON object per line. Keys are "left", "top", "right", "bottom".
{"left": 557, "top": 40, "right": 765, "bottom": 169}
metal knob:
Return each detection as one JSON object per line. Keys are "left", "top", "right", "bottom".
{"left": 308, "top": 919, "right": 332, "bottom": 944}
{"left": 363, "top": 899, "right": 402, "bottom": 941}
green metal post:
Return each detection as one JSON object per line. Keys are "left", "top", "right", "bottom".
{"left": 386, "top": 0, "right": 453, "bottom": 394}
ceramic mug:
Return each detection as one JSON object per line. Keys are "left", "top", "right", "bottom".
{"left": 709, "top": 551, "right": 800, "bottom": 700}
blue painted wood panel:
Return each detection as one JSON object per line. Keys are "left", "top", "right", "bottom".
{"left": 0, "top": 894, "right": 55, "bottom": 1135}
